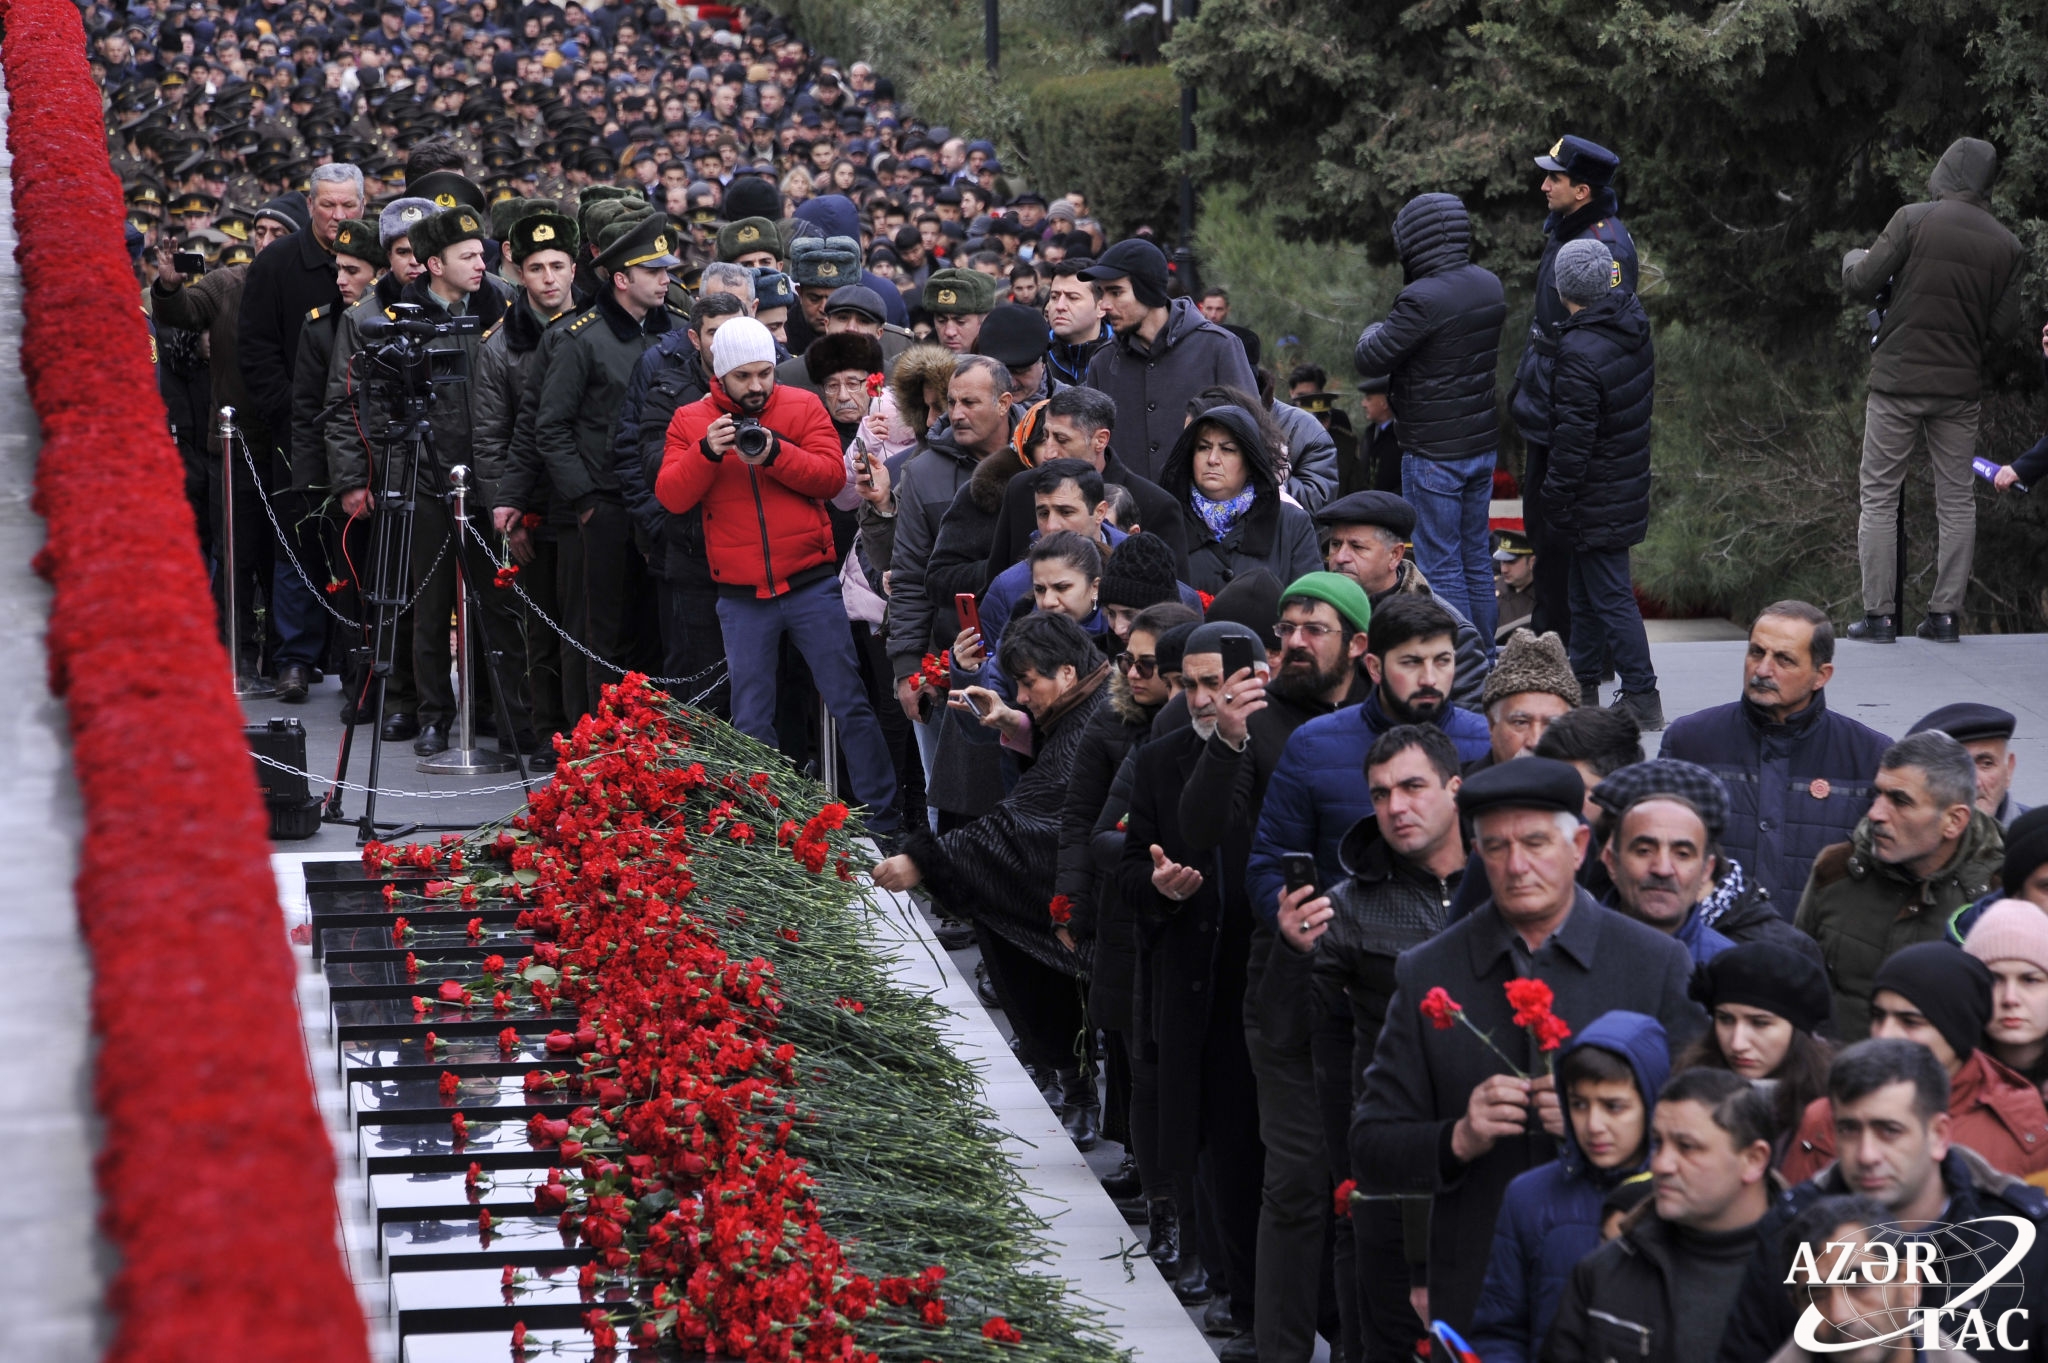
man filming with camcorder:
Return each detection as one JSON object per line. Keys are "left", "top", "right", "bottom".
{"left": 656, "top": 316, "right": 903, "bottom": 836}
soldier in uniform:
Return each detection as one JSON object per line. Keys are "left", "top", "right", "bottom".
{"left": 1492, "top": 528, "right": 1537, "bottom": 644}
{"left": 474, "top": 208, "right": 582, "bottom": 760}
{"left": 1507, "top": 134, "right": 1637, "bottom": 646}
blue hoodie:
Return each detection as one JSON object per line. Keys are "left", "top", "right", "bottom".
{"left": 1466, "top": 1010, "right": 1670, "bottom": 1363}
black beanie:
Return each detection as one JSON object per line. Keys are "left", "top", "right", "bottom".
{"left": 1100, "top": 532, "right": 1179, "bottom": 612}
{"left": 2004, "top": 806, "right": 2048, "bottom": 898}
{"left": 1870, "top": 942, "right": 1992, "bottom": 1062}
{"left": 1155, "top": 621, "right": 1199, "bottom": 677}
{"left": 723, "top": 175, "right": 782, "bottom": 224}
{"left": 1204, "top": 568, "right": 1284, "bottom": 651}
{"left": 1688, "top": 941, "right": 1832, "bottom": 1034}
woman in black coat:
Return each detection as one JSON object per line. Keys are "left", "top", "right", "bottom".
{"left": 1158, "top": 404, "right": 1322, "bottom": 594}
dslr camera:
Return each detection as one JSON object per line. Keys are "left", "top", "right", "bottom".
{"left": 732, "top": 416, "right": 774, "bottom": 460}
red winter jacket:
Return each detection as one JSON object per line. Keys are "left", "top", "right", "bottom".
{"left": 656, "top": 378, "right": 846, "bottom": 599}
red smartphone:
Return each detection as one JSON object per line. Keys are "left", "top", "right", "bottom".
{"left": 955, "top": 592, "right": 981, "bottom": 635}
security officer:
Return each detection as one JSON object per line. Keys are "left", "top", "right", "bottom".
{"left": 1507, "top": 135, "right": 1637, "bottom": 646}
{"left": 513, "top": 212, "right": 685, "bottom": 718}
{"left": 1492, "top": 528, "right": 1537, "bottom": 644}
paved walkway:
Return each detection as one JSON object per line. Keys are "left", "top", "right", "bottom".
{"left": 0, "top": 76, "right": 110, "bottom": 1363}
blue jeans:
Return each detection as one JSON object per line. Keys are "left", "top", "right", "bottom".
{"left": 1402, "top": 452, "right": 1497, "bottom": 647}
{"left": 1567, "top": 548, "right": 1656, "bottom": 694}
{"left": 716, "top": 577, "right": 900, "bottom": 831}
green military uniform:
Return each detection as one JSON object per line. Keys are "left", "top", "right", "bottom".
{"left": 1795, "top": 811, "right": 2005, "bottom": 1041}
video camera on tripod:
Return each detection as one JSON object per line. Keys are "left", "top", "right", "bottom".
{"left": 356, "top": 301, "right": 481, "bottom": 399}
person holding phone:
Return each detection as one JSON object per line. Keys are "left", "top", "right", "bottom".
{"left": 948, "top": 532, "right": 1110, "bottom": 750}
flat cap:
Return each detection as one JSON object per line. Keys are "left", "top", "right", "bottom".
{"left": 1315, "top": 490, "right": 1415, "bottom": 538}
{"left": 1908, "top": 702, "right": 2017, "bottom": 745}
{"left": 1590, "top": 759, "right": 1731, "bottom": 838}
{"left": 824, "top": 284, "right": 888, "bottom": 324}
{"left": 1456, "top": 755, "right": 1586, "bottom": 822}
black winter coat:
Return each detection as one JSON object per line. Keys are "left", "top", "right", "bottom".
{"left": 1542, "top": 290, "right": 1655, "bottom": 552}
{"left": 1059, "top": 669, "right": 1162, "bottom": 1025}
{"left": 1354, "top": 194, "right": 1507, "bottom": 462}
{"left": 1118, "top": 720, "right": 1259, "bottom": 1179}
{"left": 1158, "top": 404, "right": 1322, "bottom": 593}
{"left": 239, "top": 228, "right": 343, "bottom": 443}
{"left": 1510, "top": 195, "right": 1638, "bottom": 445}
{"left": 905, "top": 673, "right": 1110, "bottom": 977}
{"left": 924, "top": 445, "right": 1028, "bottom": 610}
{"left": 1083, "top": 296, "right": 1260, "bottom": 482}
{"left": 984, "top": 450, "right": 1189, "bottom": 580}
{"left": 1544, "top": 1205, "right": 1760, "bottom": 1363}
{"left": 616, "top": 331, "right": 709, "bottom": 579}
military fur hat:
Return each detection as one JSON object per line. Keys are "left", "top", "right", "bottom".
{"left": 716, "top": 215, "right": 780, "bottom": 262}
{"left": 332, "top": 218, "right": 387, "bottom": 269}
{"left": 378, "top": 195, "right": 437, "bottom": 248}
{"left": 790, "top": 235, "right": 860, "bottom": 288}
{"left": 410, "top": 205, "right": 488, "bottom": 262}
{"left": 506, "top": 210, "right": 579, "bottom": 265}
{"left": 922, "top": 266, "right": 996, "bottom": 317}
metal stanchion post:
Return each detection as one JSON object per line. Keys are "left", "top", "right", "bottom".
{"left": 219, "top": 407, "right": 277, "bottom": 699}
{"left": 818, "top": 694, "right": 841, "bottom": 798}
{"left": 419, "top": 466, "right": 517, "bottom": 775}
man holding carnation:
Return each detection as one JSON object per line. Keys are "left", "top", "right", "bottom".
{"left": 1349, "top": 757, "right": 1705, "bottom": 1334}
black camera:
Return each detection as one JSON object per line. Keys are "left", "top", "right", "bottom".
{"left": 732, "top": 416, "right": 773, "bottom": 460}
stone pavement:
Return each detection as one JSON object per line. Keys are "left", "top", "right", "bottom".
{"left": 0, "top": 77, "right": 111, "bottom": 1363}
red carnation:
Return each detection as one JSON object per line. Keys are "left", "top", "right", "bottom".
{"left": 1048, "top": 894, "right": 1073, "bottom": 925}
{"left": 982, "top": 1316, "right": 1023, "bottom": 1344}
{"left": 1419, "top": 987, "right": 1460, "bottom": 1030}
{"left": 1505, "top": 978, "right": 1557, "bottom": 1030}
{"left": 1334, "top": 1178, "right": 1358, "bottom": 1217}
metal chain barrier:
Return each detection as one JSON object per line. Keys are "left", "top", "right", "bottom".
{"left": 234, "top": 432, "right": 451, "bottom": 627}
{"left": 461, "top": 518, "right": 729, "bottom": 694}
{"left": 253, "top": 750, "right": 533, "bottom": 799}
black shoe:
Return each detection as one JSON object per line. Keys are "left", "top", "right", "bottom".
{"left": 276, "top": 663, "right": 310, "bottom": 703}
{"left": 1052, "top": 1067, "right": 1100, "bottom": 1151}
{"left": 380, "top": 712, "right": 420, "bottom": 742}
{"left": 1916, "top": 612, "right": 1960, "bottom": 643}
{"left": 1100, "top": 1152, "right": 1143, "bottom": 1201}
{"left": 1846, "top": 613, "right": 1897, "bottom": 643}
{"left": 1611, "top": 688, "right": 1665, "bottom": 731}
{"left": 1144, "top": 1198, "right": 1181, "bottom": 1278}
{"left": 1217, "top": 1331, "right": 1260, "bottom": 1361}
{"left": 1172, "top": 1257, "right": 1214, "bottom": 1306}
{"left": 1117, "top": 1193, "right": 1148, "bottom": 1225}
{"left": 974, "top": 960, "right": 1002, "bottom": 1011}
{"left": 1201, "top": 1294, "right": 1239, "bottom": 1337}
{"left": 413, "top": 723, "right": 449, "bottom": 756}
{"left": 1575, "top": 678, "right": 1603, "bottom": 708}
{"left": 935, "top": 917, "right": 977, "bottom": 951}
{"left": 524, "top": 747, "right": 557, "bottom": 772}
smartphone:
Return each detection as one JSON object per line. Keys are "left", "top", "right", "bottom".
{"left": 1281, "top": 853, "right": 1318, "bottom": 898}
{"left": 955, "top": 592, "right": 981, "bottom": 635}
{"left": 173, "top": 250, "right": 206, "bottom": 276}
{"left": 1220, "top": 633, "right": 1257, "bottom": 682}
{"left": 961, "top": 689, "right": 989, "bottom": 719}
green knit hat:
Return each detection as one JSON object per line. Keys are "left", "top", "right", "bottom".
{"left": 1281, "top": 571, "right": 1373, "bottom": 634}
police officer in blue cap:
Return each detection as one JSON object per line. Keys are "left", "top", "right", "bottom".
{"left": 1508, "top": 135, "right": 1638, "bottom": 648}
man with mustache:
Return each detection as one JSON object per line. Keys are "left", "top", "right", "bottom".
{"left": 1662, "top": 600, "right": 1894, "bottom": 917}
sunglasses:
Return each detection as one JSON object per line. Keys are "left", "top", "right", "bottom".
{"left": 1115, "top": 652, "right": 1159, "bottom": 679}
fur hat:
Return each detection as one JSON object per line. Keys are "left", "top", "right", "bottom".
{"left": 1482, "top": 628, "right": 1581, "bottom": 710}
{"left": 790, "top": 234, "right": 859, "bottom": 287}
{"left": 331, "top": 218, "right": 386, "bottom": 269}
{"left": 803, "top": 332, "right": 885, "bottom": 385}
{"left": 409, "top": 205, "right": 487, "bottom": 262}
{"left": 505, "top": 209, "right": 579, "bottom": 264}
{"left": 378, "top": 195, "right": 436, "bottom": 248}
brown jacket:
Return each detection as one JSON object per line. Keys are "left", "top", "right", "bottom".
{"left": 1781, "top": 1048, "right": 2048, "bottom": 1183}
{"left": 149, "top": 262, "right": 254, "bottom": 451}
{"left": 1842, "top": 137, "right": 2025, "bottom": 399}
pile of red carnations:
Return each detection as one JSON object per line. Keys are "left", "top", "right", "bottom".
{"left": 373, "top": 675, "right": 1122, "bottom": 1362}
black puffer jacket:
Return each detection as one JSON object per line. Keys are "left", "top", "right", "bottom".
{"left": 1541, "top": 290, "right": 1654, "bottom": 552}
{"left": 1158, "top": 403, "right": 1321, "bottom": 593}
{"left": 1354, "top": 194, "right": 1507, "bottom": 462}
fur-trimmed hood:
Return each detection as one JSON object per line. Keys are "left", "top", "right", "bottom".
{"left": 966, "top": 443, "right": 1028, "bottom": 514}
{"left": 890, "top": 343, "right": 957, "bottom": 434}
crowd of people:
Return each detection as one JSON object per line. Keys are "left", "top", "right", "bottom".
{"left": 104, "top": 1, "right": 2048, "bottom": 1359}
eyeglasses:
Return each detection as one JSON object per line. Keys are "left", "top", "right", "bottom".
{"left": 1115, "top": 652, "right": 1158, "bottom": 679}
{"left": 1275, "top": 621, "right": 1337, "bottom": 642}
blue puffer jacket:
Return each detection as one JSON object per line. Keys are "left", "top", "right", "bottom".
{"left": 1659, "top": 691, "right": 1893, "bottom": 920}
{"left": 1466, "top": 1010, "right": 1670, "bottom": 1363}
{"left": 1246, "top": 688, "right": 1492, "bottom": 922}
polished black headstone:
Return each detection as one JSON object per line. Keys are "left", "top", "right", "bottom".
{"left": 391, "top": 1264, "right": 648, "bottom": 1338}
{"left": 381, "top": 1214, "right": 590, "bottom": 1273}
{"left": 350, "top": 1073, "right": 580, "bottom": 1128}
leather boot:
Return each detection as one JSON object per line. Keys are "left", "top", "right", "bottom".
{"left": 1202, "top": 1294, "right": 1240, "bottom": 1336}
{"left": 1916, "top": 612, "right": 1960, "bottom": 642}
{"left": 1100, "top": 1151, "right": 1142, "bottom": 1200}
{"left": 1846, "top": 612, "right": 1897, "bottom": 643}
{"left": 1053, "top": 1067, "right": 1100, "bottom": 1151}
{"left": 1144, "top": 1198, "right": 1181, "bottom": 1278}
{"left": 1173, "top": 1254, "right": 1215, "bottom": 1305}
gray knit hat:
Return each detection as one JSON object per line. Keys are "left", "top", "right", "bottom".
{"left": 1555, "top": 237, "right": 1616, "bottom": 306}
{"left": 1482, "top": 628, "right": 1582, "bottom": 710}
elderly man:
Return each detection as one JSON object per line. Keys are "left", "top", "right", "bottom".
{"left": 1910, "top": 701, "right": 2032, "bottom": 828}
{"left": 1592, "top": 760, "right": 1825, "bottom": 966}
{"left": 1797, "top": 731, "right": 2005, "bottom": 1039}
{"left": 1474, "top": 628, "right": 1580, "bottom": 773}
{"left": 1662, "top": 601, "right": 1894, "bottom": 916}
{"left": 1315, "top": 490, "right": 1489, "bottom": 708}
{"left": 1352, "top": 757, "right": 1704, "bottom": 1334}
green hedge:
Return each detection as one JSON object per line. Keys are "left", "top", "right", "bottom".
{"left": 1020, "top": 67, "right": 1181, "bottom": 239}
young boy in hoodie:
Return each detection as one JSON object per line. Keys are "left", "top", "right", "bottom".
{"left": 1466, "top": 1009, "right": 1670, "bottom": 1363}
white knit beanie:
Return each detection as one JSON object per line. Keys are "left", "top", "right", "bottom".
{"left": 710, "top": 316, "right": 777, "bottom": 379}
{"left": 1964, "top": 898, "right": 2048, "bottom": 976}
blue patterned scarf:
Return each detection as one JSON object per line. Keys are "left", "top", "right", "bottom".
{"left": 1190, "top": 484, "right": 1256, "bottom": 542}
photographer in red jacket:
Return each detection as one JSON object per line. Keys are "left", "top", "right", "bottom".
{"left": 656, "top": 316, "right": 901, "bottom": 833}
